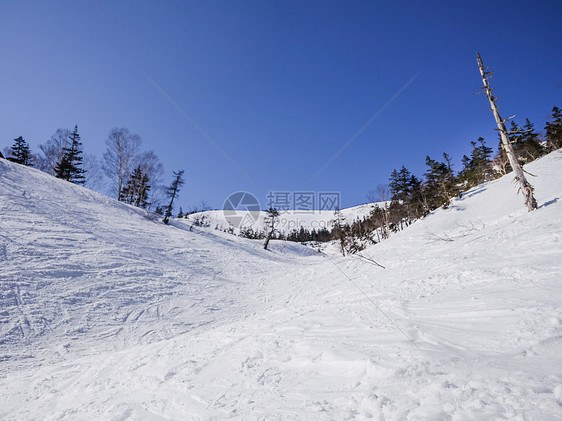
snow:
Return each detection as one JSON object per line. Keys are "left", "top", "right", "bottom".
{"left": 1, "top": 151, "right": 562, "bottom": 419}
{"left": 183, "top": 202, "right": 383, "bottom": 235}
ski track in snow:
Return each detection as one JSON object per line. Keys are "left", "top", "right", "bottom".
{"left": 1, "top": 152, "right": 562, "bottom": 419}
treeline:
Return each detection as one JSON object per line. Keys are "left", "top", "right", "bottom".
{"left": 1, "top": 126, "right": 186, "bottom": 218}
{"left": 330, "top": 106, "right": 562, "bottom": 255}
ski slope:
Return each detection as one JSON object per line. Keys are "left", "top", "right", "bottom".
{"left": 1, "top": 151, "right": 562, "bottom": 419}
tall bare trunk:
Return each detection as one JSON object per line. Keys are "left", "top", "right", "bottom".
{"left": 477, "top": 53, "right": 537, "bottom": 211}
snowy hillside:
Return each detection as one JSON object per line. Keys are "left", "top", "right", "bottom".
{"left": 183, "top": 202, "right": 383, "bottom": 235}
{"left": 1, "top": 151, "right": 562, "bottom": 419}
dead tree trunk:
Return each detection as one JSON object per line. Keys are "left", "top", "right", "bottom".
{"left": 477, "top": 52, "right": 537, "bottom": 211}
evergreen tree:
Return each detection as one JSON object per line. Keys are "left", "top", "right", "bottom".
{"left": 163, "top": 170, "right": 185, "bottom": 224}
{"left": 55, "top": 125, "right": 85, "bottom": 184}
{"left": 519, "top": 119, "right": 545, "bottom": 161}
{"left": 9, "top": 136, "right": 32, "bottom": 166}
{"left": 424, "top": 153, "right": 458, "bottom": 209}
{"left": 545, "top": 106, "right": 562, "bottom": 152}
{"left": 389, "top": 166, "right": 412, "bottom": 202}
{"left": 388, "top": 166, "right": 426, "bottom": 221}
{"left": 458, "top": 137, "right": 495, "bottom": 188}
{"left": 502, "top": 119, "right": 545, "bottom": 167}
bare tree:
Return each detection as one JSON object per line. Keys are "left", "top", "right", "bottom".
{"left": 376, "top": 184, "right": 391, "bottom": 202}
{"left": 199, "top": 200, "right": 211, "bottom": 211}
{"left": 135, "top": 150, "right": 164, "bottom": 207}
{"left": 83, "top": 153, "right": 104, "bottom": 192}
{"left": 36, "top": 128, "right": 72, "bottom": 175}
{"left": 102, "top": 128, "right": 142, "bottom": 200}
{"left": 477, "top": 53, "right": 537, "bottom": 211}
{"left": 136, "top": 151, "right": 163, "bottom": 186}
{"left": 366, "top": 190, "right": 378, "bottom": 204}
{"left": 331, "top": 208, "right": 347, "bottom": 256}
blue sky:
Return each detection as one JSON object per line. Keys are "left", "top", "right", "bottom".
{"left": 1, "top": 1, "right": 560, "bottom": 210}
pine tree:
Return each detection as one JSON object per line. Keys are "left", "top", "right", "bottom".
{"left": 408, "top": 174, "right": 426, "bottom": 218}
{"left": 519, "top": 119, "right": 545, "bottom": 161}
{"left": 55, "top": 125, "right": 85, "bottom": 184}
{"left": 388, "top": 166, "right": 426, "bottom": 222}
{"left": 163, "top": 170, "right": 185, "bottom": 224}
{"left": 9, "top": 136, "right": 32, "bottom": 166}
{"left": 424, "top": 153, "right": 458, "bottom": 209}
{"left": 389, "top": 166, "right": 412, "bottom": 202}
{"left": 545, "top": 106, "right": 562, "bottom": 152}
{"left": 458, "top": 137, "right": 495, "bottom": 188}
{"left": 501, "top": 119, "right": 545, "bottom": 167}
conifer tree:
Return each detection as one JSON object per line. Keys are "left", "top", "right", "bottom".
{"left": 388, "top": 166, "right": 426, "bottom": 221}
{"left": 500, "top": 119, "right": 545, "bottom": 168}
{"left": 519, "top": 119, "right": 545, "bottom": 161}
{"left": 424, "top": 153, "right": 458, "bottom": 209}
{"left": 458, "top": 137, "right": 495, "bottom": 188}
{"left": 55, "top": 125, "right": 85, "bottom": 184}
{"left": 163, "top": 170, "right": 185, "bottom": 224}
{"left": 9, "top": 136, "right": 32, "bottom": 166}
{"left": 389, "top": 166, "right": 412, "bottom": 203}
{"left": 545, "top": 106, "right": 562, "bottom": 152}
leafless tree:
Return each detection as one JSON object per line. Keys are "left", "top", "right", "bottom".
{"left": 102, "top": 128, "right": 142, "bottom": 200}
{"left": 83, "top": 153, "right": 104, "bottom": 192}
{"left": 134, "top": 150, "right": 164, "bottom": 207}
{"left": 477, "top": 53, "right": 537, "bottom": 211}
{"left": 366, "top": 184, "right": 391, "bottom": 204}
{"left": 136, "top": 151, "right": 163, "bottom": 186}
{"left": 36, "top": 128, "right": 72, "bottom": 175}
{"left": 331, "top": 208, "right": 347, "bottom": 256}
{"left": 199, "top": 200, "right": 211, "bottom": 211}
{"left": 376, "top": 184, "right": 391, "bottom": 202}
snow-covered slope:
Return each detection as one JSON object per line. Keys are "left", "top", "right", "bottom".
{"left": 183, "top": 202, "right": 383, "bottom": 235}
{"left": 1, "top": 152, "right": 562, "bottom": 419}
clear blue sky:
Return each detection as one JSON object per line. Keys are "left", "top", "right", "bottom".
{"left": 1, "top": 1, "right": 560, "bottom": 210}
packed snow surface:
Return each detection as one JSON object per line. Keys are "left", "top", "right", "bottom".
{"left": 1, "top": 152, "right": 562, "bottom": 420}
